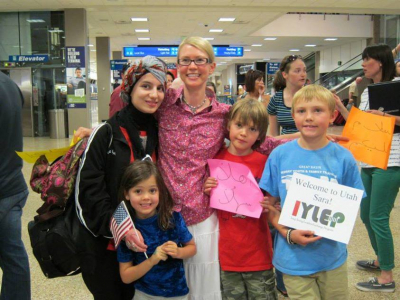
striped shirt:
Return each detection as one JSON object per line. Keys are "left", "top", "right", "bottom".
{"left": 267, "top": 90, "right": 298, "bottom": 134}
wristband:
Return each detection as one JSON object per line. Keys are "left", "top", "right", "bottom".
{"left": 286, "top": 229, "right": 296, "bottom": 245}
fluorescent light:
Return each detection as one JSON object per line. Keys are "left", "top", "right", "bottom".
{"left": 264, "top": 37, "right": 277, "bottom": 41}
{"left": 305, "top": 44, "right": 316, "bottom": 47}
{"left": 138, "top": 37, "right": 150, "bottom": 41}
{"left": 88, "top": 44, "right": 94, "bottom": 47}
{"left": 251, "top": 44, "right": 262, "bottom": 47}
{"left": 203, "top": 37, "right": 214, "bottom": 40}
{"left": 290, "top": 49, "right": 300, "bottom": 52}
{"left": 219, "top": 17, "right": 235, "bottom": 22}
{"left": 48, "top": 29, "right": 63, "bottom": 33}
{"left": 90, "top": 50, "right": 96, "bottom": 52}
{"left": 220, "top": 62, "right": 227, "bottom": 64}
{"left": 263, "top": 58, "right": 270, "bottom": 61}
{"left": 27, "top": 19, "right": 45, "bottom": 23}
{"left": 244, "top": 49, "right": 251, "bottom": 52}
{"left": 131, "top": 17, "right": 148, "bottom": 22}
{"left": 324, "top": 38, "right": 337, "bottom": 41}
{"left": 135, "top": 29, "right": 149, "bottom": 33}
{"left": 209, "top": 29, "right": 223, "bottom": 33}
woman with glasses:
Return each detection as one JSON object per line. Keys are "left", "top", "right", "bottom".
{"left": 268, "top": 55, "right": 307, "bottom": 136}
{"left": 239, "top": 69, "right": 271, "bottom": 109}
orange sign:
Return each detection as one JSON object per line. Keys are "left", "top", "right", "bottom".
{"left": 339, "top": 107, "right": 395, "bottom": 170}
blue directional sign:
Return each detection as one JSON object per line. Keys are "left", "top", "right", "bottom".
{"left": 212, "top": 47, "right": 243, "bottom": 57}
{"left": 9, "top": 55, "right": 49, "bottom": 63}
{"left": 123, "top": 46, "right": 243, "bottom": 57}
{"left": 267, "top": 62, "right": 281, "bottom": 75}
{"left": 110, "top": 59, "right": 128, "bottom": 70}
{"left": 124, "top": 47, "right": 178, "bottom": 57}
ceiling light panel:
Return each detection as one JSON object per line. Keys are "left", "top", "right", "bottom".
{"left": 135, "top": 29, "right": 149, "bottom": 33}
{"left": 219, "top": 18, "right": 235, "bottom": 22}
{"left": 209, "top": 29, "right": 223, "bottom": 33}
{"left": 131, "top": 17, "right": 148, "bottom": 22}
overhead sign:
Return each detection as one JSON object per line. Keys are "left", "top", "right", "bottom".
{"left": 123, "top": 46, "right": 244, "bottom": 57}
{"left": 110, "top": 59, "right": 128, "bottom": 70}
{"left": 267, "top": 62, "right": 281, "bottom": 75}
{"left": 212, "top": 47, "right": 243, "bottom": 57}
{"left": 9, "top": 55, "right": 49, "bottom": 63}
{"left": 66, "top": 47, "right": 85, "bottom": 68}
{"left": 124, "top": 47, "right": 178, "bottom": 57}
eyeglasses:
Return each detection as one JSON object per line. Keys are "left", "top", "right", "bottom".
{"left": 178, "top": 58, "right": 209, "bottom": 66}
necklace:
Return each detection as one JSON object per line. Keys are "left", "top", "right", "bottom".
{"left": 182, "top": 96, "right": 207, "bottom": 114}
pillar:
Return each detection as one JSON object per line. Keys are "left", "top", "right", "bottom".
{"left": 96, "top": 37, "right": 111, "bottom": 122}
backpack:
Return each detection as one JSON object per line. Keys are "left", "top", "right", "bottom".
{"left": 28, "top": 138, "right": 89, "bottom": 278}
{"left": 30, "top": 138, "right": 88, "bottom": 222}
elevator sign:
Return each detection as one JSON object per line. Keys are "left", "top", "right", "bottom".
{"left": 9, "top": 55, "right": 49, "bottom": 62}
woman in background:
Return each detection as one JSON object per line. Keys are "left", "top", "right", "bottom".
{"left": 268, "top": 55, "right": 307, "bottom": 136}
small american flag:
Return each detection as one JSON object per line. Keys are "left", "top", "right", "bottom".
{"left": 110, "top": 201, "right": 134, "bottom": 248}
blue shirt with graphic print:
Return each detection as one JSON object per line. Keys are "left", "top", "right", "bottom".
{"left": 259, "top": 140, "right": 365, "bottom": 276}
{"left": 117, "top": 211, "right": 192, "bottom": 297}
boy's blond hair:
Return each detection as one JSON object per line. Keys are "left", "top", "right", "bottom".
{"left": 227, "top": 98, "right": 268, "bottom": 149}
{"left": 178, "top": 37, "right": 215, "bottom": 63}
{"left": 292, "top": 84, "right": 336, "bottom": 114}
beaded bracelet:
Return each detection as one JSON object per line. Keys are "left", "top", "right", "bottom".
{"left": 286, "top": 229, "right": 296, "bottom": 245}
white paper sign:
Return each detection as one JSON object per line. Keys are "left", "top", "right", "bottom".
{"left": 278, "top": 173, "right": 363, "bottom": 244}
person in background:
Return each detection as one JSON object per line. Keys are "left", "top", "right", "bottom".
{"left": 268, "top": 55, "right": 307, "bottom": 136}
{"left": 206, "top": 81, "right": 217, "bottom": 94}
{"left": 395, "top": 60, "right": 400, "bottom": 77}
{"left": 167, "top": 71, "right": 175, "bottom": 89}
{"left": 113, "top": 79, "right": 120, "bottom": 90}
{"left": 75, "top": 56, "right": 168, "bottom": 300}
{"left": 336, "top": 44, "right": 400, "bottom": 293}
{"left": 348, "top": 80, "right": 359, "bottom": 108}
{"left": 0, "top": 72, "right": 31, "bottom": 300}
{"left": 239, "top": 69, "right": 270, "bottom": 109}
{"left": 109, "top": 63, "right": 131, "bottom": 117}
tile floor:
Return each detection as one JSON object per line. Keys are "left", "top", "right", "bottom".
{"left": 1, "top": 127, "right": 399, "bottom": 299}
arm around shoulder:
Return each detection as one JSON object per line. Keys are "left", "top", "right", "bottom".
{"left": 76, "top": 123, "right": 115, "bottom": 237}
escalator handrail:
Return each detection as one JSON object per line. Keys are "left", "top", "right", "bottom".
{"left": 313, "top": 53, "right": 362, "bottom": 85}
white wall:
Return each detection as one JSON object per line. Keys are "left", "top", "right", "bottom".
{"left": 252, "top": 14, "right": 373, "bottom": 38}
{"left": 319, "top": 39, "right": 367, "bottom": 73}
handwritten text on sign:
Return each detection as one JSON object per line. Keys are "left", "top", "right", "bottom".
{"left": 339, "top": 107, "right": 395, "bottom": 169}
{"left": 279, "top": 173, "right": 363, "bottom": 244}
{"left": 207, "top": 159, "right": 263, "bottom": 218}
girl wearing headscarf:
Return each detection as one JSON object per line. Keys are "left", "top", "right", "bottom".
{"left": 75, "top": 56, "right": 168, "bottom": 300}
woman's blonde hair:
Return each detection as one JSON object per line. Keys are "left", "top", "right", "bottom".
{"left": 178, "top": 37, "right": 215, "bottom": 63}
{"left": 292, "top": 84, "right": 336, "bottom": 114}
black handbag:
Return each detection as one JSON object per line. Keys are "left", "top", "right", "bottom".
{"left": 28, "top": 200, "right": 82, "bottom": 278}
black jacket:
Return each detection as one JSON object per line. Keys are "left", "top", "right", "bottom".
{"left": 75, "top": 114, "right": 133, "bottom": 272}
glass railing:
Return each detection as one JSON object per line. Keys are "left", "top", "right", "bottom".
{"left": 313, "top": 54, "right": 363, "bottom": 90}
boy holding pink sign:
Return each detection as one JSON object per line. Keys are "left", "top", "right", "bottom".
{"left": 204, "top": 98, "right": 278, "bottom": 300}
{"left": 259, "top": 85, "right": 365, "bottom": 299}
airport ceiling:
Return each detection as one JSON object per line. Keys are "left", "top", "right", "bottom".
{"left": 1, "top": 0, "right": 400, "bottom": 72}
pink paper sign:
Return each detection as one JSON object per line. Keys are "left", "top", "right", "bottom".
{"left": 207, "top": 159, "right": 263, "bottom": 218}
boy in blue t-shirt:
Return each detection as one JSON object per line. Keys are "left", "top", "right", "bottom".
{"left": 259, "top": 84, "right": 365, "bottom": 299}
